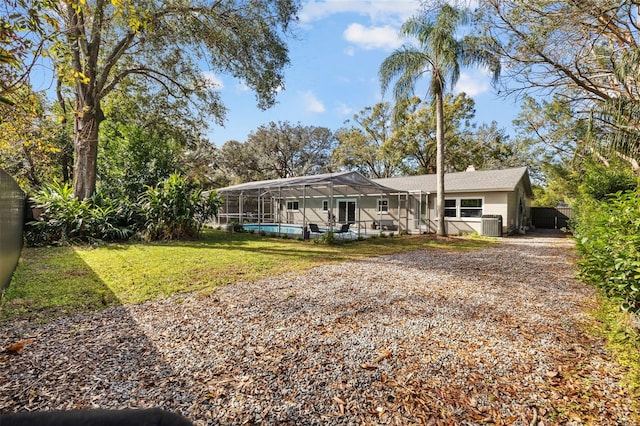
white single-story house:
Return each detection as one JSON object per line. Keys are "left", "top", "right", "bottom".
{"left": 216, "top": 166, "right": 533, "bottom": 237}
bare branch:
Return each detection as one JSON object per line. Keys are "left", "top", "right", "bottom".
{"left": 96, "top": 31, "right": 137, "bottom": 97}
{"left": 102, "top": 66, "right": 193, "bottom": 99}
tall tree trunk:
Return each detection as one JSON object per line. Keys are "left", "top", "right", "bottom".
{"left": 56, "top": 78, "right": 72, "bottom": 185}
{"left": 435, "top": 91, "right": 446, "bottom": 237}
{"left": 66, "top": 0, "right": 104, "bottom": 200}
{"left": 73, "top": 110, "right": 100, "bottom": 200}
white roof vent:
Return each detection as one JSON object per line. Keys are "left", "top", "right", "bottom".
{"left": 466, "top": 165, "right": 476, "bottom": 172}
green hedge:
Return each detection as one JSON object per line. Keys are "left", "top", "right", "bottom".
{"left": 574, "top": 190, "right": 640, "bottom": 313}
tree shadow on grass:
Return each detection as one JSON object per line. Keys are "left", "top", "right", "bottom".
{"left": 1, "top": 247, "right": 123, "bottom": 323}
{"left": 170, "top": 232, "right": 448, "bottom": 257}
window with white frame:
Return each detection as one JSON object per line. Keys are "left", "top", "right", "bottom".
{"left": 286, "top": 201, "right": 299, "bottom": 211}
{"left": 322, "top": 200, "right": 328, "bottom": 211}
{"left": 460, "top": 198, "right": 483, "bottom": 217}
{"left": 377, "top": 199, "right": 389, "bottom": 213}
{"left": 443, "top": 198, "right": 483, "bottom": 218}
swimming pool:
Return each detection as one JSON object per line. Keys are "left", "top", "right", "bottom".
{"left": 242, "top": 223, "right": 305, "bottom": 235}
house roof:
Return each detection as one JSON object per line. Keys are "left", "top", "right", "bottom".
{"left": 217, "top": 171, "right": 400, "bottom": 197}
{"left": 216, "top": 167, "right": 534, "bottom": 198}
{"left": 373, "top": 167, "right": 533, "bottom": 196}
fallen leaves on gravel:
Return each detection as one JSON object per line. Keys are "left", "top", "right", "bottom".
{"left": 0, "top": 235, "right": 636, "bottom": 424}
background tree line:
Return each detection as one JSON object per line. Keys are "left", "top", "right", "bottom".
{"left": 215, "top": 93, "right": 529, "bottom": 187}
{"left": 1, "top": 90, "right": 532, "bottom": 195}
{"left": 5, "top": 1, "right": 640, "bottom": 206}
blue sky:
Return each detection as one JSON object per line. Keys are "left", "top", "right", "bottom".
{"left": 205, "top": 0, "right": 522, "bottom": 146}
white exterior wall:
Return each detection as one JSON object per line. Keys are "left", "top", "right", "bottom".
{"left": 424, "top": 191, "right": 511, "bottom": 235}
{"left": 262, "top": 185, "right": 528, "bottom": 236}
{"left": 506, "top": 180, "right": 532, "bottom": 232}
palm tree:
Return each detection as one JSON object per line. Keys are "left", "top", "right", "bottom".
{"left": 379, "top": 4, "right": 500, "bottom": 236}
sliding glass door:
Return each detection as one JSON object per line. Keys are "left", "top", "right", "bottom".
{"left": 338, "top": 200, "right": 356, "bottom": 223}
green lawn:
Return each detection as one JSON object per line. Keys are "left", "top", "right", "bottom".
{"left": 1, "top": 229, "right": 494, "bottom": 322}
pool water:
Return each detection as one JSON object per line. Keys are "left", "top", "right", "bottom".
{"left": 242, "top": 223, "right": 305, "bottom": 235}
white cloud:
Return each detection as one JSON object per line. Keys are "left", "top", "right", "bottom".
{"left": 202, "top": 71, "right": 224, "bottom": 89}
{"left": 300, "top": 0, "right": 420, "bottom": 24}
{"left": 344, "top": 46, "right": 356, "bottom": 56}
{"left": 335, "top": 102, "right": 353, "bottom": 116}
{"left": 453, "top": 71, "right": 490, "bottom": 97}
{"left": 343, "top": 23, "right": 402, "bottom": 50}
{"left": 301, "top": 91, "right": 326, "bottom": 113}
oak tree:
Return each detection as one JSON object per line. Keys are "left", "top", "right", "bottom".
{"left": 10, "top": 0, "right": 300, "bottom": 199}
{"left": 479, "top": 0, "right": 640, "bottom": 174}
{"left": 247, "top": 121, "right": 335, "bottom": 179}
{"left": 397, "top": 93, "right": 474, "bottom": 174}
{"left": 332, "top": 102, "right": 406, "bottom": 178}
{"left": 219, "top": 121, "right": 335, "bottom": 183}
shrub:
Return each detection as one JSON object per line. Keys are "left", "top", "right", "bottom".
{"left": 25, "top": 175, "right": 220, "bottom": 245}
{"left": 574, "top": 190, "right": 640, "bottom": 313}
{"left": 314, "top": 231, "right": 337, "bottom": 245}
{"left": 580, "top": 167, "right": 636, "bottom": 201}
{"left": 138, "top": 174, "right": 220, "bottom": 241}
{"left": 25, "top": 181, "right": 134, "bottom": 246}
{"left": 83, "top": 198, "right": 137, "bottom": 242}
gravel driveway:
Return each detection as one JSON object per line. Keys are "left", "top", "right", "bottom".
{"left": 0, "top": 233, "right": 635, "bottom": 425}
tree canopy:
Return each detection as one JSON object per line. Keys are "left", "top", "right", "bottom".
{"left": 247, "top": 121, "right": 335, "bottom": 179}
{"left": 479, "top": 0, "right": 640, "bottom": 174}
{"left": 332, "top": 102, "right": 404, "bottom": 179}
{"left": 397, "top": 93, "right": 474, "bottom": 174}
{"left": 218, "top": 121, "right": 335, "bottom": 184}
{"left": 0, "top": 87, "right": 72, "bottom": 190}
{"left": 0, "top": 0, "right": 52, "bottom": 105}
{"left": 5, "top": 0, "right": 300, "bottom": 199}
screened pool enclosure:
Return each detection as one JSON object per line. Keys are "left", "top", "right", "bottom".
{"left": 215, "top": 167, "right": 535, "bottom": 237}
{"left": 215, "top": 171, "right": 416, "bottom": 238}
